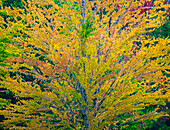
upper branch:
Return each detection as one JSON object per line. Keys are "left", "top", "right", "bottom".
{"left": 81, "top": 0, "right": 86, "bottom": 23}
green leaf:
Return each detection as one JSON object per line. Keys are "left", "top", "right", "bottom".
{"left": 6, "top": 91, "right": 10, "bottom": 95}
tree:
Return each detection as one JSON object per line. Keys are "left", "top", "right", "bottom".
{"left": 0, "top": 0, "right": 169, "bottom": 129}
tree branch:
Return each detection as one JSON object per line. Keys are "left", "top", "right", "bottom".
{"left": 81, "top": 0, "right": 86, "bottom": 24}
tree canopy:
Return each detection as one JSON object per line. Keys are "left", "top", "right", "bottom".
{"left": 0, "top": 0, "right": 170, "bottom": 129}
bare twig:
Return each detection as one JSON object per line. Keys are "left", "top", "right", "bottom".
{"left": 81, "top": 0, "right": 86, "bottom": 24}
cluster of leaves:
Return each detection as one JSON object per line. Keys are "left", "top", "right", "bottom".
{"left": 148, "top": 19, "right": 170, "bottom": 38}
{"left": 1, "top": 0, "right": 24, "bottom": 8}
{"left": 0, "top": 0, "right": 170, "bottom": 129}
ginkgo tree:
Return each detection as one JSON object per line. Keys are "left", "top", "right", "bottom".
{"left": 0, "top": 0, "right": 170, "bottom": 129}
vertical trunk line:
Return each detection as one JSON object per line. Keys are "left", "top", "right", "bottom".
{"left": 81, "top": 0, "right": 86, "bottom": 57}
{"left": 97, "top": 1, "right": 103, "bottom": 64}
{"left": 80, "top": 1, "right": 90, "bottom": 128}
{"left": 82, "top": 0, "right": 86, "bottom": 24}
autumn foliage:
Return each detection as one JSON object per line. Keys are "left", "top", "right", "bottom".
{"left": 0, "top": 0, "right": 170, "bottom": 129}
